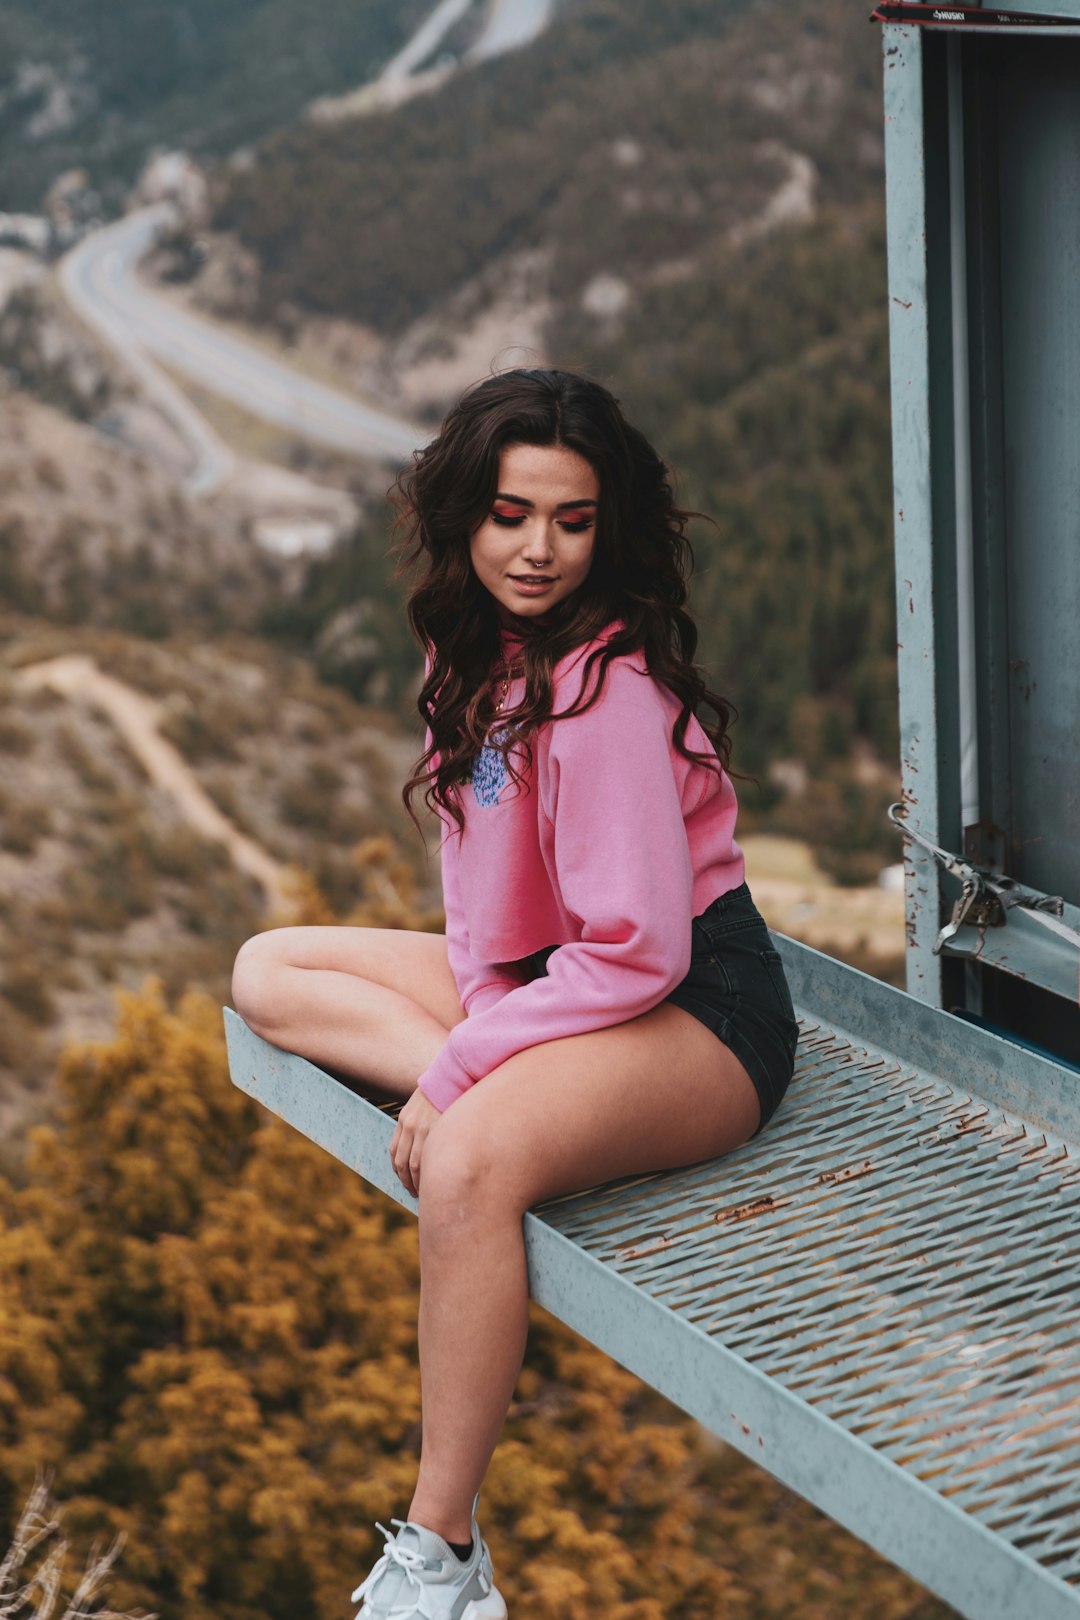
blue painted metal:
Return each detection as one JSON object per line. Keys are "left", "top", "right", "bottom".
{"left": 775, "top": 933, "right": 1080, "bottom": 1143}
{"left": 882, "top": 26, "right": 946, "bottom": 1008}
{"left": 983, "top": 0, "right": 1080, "bottom": 16}
{"left": 951, "top": 1009, "right": 1080, "bottom": 1072}
{"left": 224, "top": 994, "right": 1080, "bottom": 1620}
{"left": 994, "top": 50, "right": 1080, "bottom": 905}
{"left": 883, "top": 20, "right": 1080, "bottom": 1056}
{"left": 944, "top": 896, "right": 1080, "bottom": 1002}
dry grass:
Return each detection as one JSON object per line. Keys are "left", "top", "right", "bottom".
{"left": 0, "top": 1478, "right": 154, "bottom": 1620}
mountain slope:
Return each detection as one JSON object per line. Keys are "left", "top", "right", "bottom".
{"left": 212, "top": 0, "right": 883, "bottom": 335}
{"left": 203, "top": 0, "right": 898, "bottom": 865}
{"left": 0, "top": 0, "right": 429, "bottom": 211}
{"left": 0, "top": 611, "right": 431, "bottom": 1156}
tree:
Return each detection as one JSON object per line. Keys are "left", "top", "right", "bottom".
{"left": 0, "top": 976, "right": 952, "bottom": 1618}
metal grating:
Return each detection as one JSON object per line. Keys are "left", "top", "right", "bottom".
{"left": 224, "top": 990, "right": 1080, "bottom": 1620}
{"left": 538, "top": 1014, "right": 1080, "bottom": 1592}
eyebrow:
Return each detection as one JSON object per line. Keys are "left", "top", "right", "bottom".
{"left": 494, "top": 492, "right": 597, "bottom": 510}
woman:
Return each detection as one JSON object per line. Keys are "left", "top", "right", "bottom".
{"left": 231, "top": 367, "right": 800, "bottom": 1619}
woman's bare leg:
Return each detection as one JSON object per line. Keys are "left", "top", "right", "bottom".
{"left": 406, "top": 1004, "right": 762, "bottom": 1542}
{"left": 232, "top": 927, "right": 762, "bottom": 1545}
{"left": 230, "top": 925, "right": 465, "bottom": 1098}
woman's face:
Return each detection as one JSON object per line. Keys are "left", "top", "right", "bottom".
{"left": 469, "top": 441, "right": 599, "bottom": 625}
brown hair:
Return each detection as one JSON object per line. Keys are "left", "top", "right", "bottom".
{"left": 389, "top": 367, "right": 746, "bottom": 838}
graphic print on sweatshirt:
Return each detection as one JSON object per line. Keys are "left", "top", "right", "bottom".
{"left": 471, "top": 726, "right": 514, "bottom": 807}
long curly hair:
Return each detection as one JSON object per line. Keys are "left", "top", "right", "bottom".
{"left": 389, "top": 367, "right": 746, "bottom": 839}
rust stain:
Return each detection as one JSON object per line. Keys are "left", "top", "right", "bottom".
{"left": 1008, "top": 658, "right": 1036, "bottom": 703}
{"left": 713, "top": 1193, "right": 788, "bottom": 1224}
{"left": 617, "top": 1234, "right": 674, "bottom": 1262}
{"left": 954, "top": 1113, "right": 987, "bottom": 1135}
{"left": 818, "top": 1160, "right": 874, "bottom": 1186}
{"left": 893, "top": 297, "right": 912, "bottom": 310}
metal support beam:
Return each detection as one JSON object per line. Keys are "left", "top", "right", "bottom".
{"left": 882, "top": 28, "right": 946, "bottom": 1005}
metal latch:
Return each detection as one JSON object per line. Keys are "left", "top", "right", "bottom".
{"left": 887, "top": 803, "right": 1080, "bottom": 958}
{"left": 936, "top": 874, "right": 1004, "bottom": 953}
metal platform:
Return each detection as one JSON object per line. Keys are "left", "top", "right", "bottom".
{"left": 223, "top": 934, "right": 1080, "bottom": 1620}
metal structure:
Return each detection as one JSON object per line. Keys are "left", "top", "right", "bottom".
{"left": 226, "top": 941, "right": 1080, "bottom": 1619}
{"left": 226, "top": 7, "right": 1080, "bottom": 1614}
{"left": 884, "top": 11, "right": 1080, "bottom": 1051}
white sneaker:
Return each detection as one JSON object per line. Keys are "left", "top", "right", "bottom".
{"left": 351, "top": 1493, "right": 507, "bottom": 1619}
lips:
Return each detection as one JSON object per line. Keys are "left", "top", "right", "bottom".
{"left": 510, "top": 574, "right": 555, "bottom": 582}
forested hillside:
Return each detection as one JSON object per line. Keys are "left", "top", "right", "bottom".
{"left": 0, "top": 0, "right": 428, "bottom": 210}
{"left": 207, "top": 0, "right": 900, "bottom": 872}
{"left": 214, "top": 0, "right": 881, "bottom": 335}
{"left": 0, "top": 976, "right": 955, "bottom": 1620}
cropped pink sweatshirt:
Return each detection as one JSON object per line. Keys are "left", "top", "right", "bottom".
{"left": 417, "top": 618, "right": 746, "bottom": 1112}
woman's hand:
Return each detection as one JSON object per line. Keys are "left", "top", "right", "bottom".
{"left": 390, "top": 1086, "right": 442, "bottom": 1198}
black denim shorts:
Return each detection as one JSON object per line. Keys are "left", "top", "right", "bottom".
{"left": 522, "top": 882, "right": 799, "bottom": 1135}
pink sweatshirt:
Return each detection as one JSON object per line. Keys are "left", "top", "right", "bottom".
{"left": 417, "top": 618, "right": 746, "bottom": 1111}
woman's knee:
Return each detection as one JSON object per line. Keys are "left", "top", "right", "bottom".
{"left": 231, "top": 928, "right": 296, "bottom": 1039}
{"left": 419, "top": 1110, "right": 524, "bottom": 1236}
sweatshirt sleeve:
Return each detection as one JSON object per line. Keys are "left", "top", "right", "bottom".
{"left": 439, "top": 808, "right": 527, "bottom": 1017}
{"left": 417, "top": 655, "right": 694, "bottom": 1112}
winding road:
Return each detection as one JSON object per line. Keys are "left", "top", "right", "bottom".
{"left": 58, "top": 205, "right": 424, "bottom": 496}
{"left": 55, "top": 0, "right": 555, "bottom": 498}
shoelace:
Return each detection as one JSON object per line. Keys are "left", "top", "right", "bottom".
{"left": 351, "top": 1519, "right": 427, "bottom": 1614}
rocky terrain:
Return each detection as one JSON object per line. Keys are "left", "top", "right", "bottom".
{"left": 0, "top": 610, "right": 432, "bottom": 1162}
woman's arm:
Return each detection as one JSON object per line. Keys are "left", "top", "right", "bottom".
{"left": 416, "top": 656, "right": 695, "bottom": 1111}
